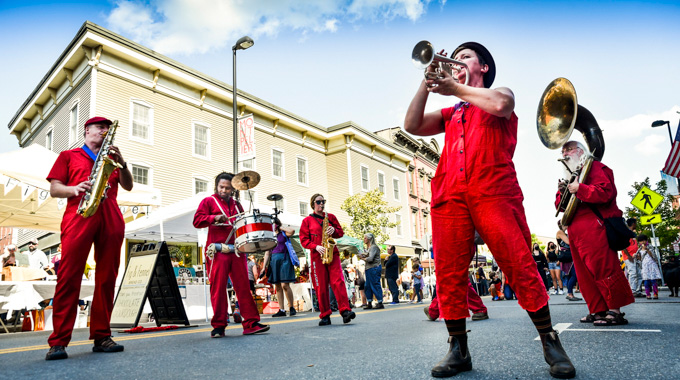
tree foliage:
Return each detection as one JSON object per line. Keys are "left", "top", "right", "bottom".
{"left": 340, "top": 189, "right": 401, "bottom": 245}
{"left": 531, "top": 233, "right": 546, "bottom": 252}
{"left": 624, "top": 177, "right": 680, "bottom": 257}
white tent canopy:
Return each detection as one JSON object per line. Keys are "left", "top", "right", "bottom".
{"left": 0, "top": 145, "right": 161, "bottom": 232}
{"left": 124, "top": 193, "right": 305, "bottom": 243}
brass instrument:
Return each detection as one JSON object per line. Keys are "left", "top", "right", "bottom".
{"left": 77, "top": 120, "right": 123, "bottom": 217}
{"left": 412, "top": 40, "right": 470, "bottom": 85}
{"left": 537, "top": 78, "right": 604, "bottom": 226}
{"left": 321, "top": 212, "right": 336, "bottom": 265}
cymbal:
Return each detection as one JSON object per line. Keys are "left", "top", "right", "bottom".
{"left": 266, "top": 193, "right": 283, "bottom": 202}
{"left": 232, "top": 170, "right": 261, "bottom": 190}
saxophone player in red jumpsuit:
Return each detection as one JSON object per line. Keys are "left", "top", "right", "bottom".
{"left": 45, "top": 116, "right": 132, "bottom": 360}
{"left": 405, "top": 43, "right": 575, "bottom": 378}
{"left": 299, "top": 193, "right": 356, "bottom": 326}
{"left": 193, "top": 172, "right": 269, "bottom": 338}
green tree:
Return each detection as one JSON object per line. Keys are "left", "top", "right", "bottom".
{"left": 624, "top": 178, "right": 680, "bottom": 258}
{"left": 340, "top": 188, "right": 401, "bottom": 244}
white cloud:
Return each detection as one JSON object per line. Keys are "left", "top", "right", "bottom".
{"left": 599, "top": 105, "right": 680, "bottom": 141}
{"left": 634, "top": 134, "right": 666, "bottom": 156}
{"left": 106, "top": 0, "right": 437, "bottom": 55}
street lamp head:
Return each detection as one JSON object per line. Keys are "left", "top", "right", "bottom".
{"left": 233, "top": 36, "right": 254, "bottom": 51}
{"left": 651, "top": 120, "right": 670, "bottom": 128}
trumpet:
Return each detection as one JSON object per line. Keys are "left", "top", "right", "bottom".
{"left": 412, "top": 40, "right": 469, "bottom": 85}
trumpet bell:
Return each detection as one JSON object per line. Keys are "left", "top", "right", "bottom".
{"left": 412, "top": 40, "right": 435, "bottom": 69}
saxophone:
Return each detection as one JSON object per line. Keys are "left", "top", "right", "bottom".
{"left": 321, "top": 212, "right": 336, "bottom": 264}
{"left": 77, "top": 120, "right": 122, "bottom": 217}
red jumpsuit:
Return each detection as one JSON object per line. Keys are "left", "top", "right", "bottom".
{"left": 299, "top": 213, "right": 351, "bottom": 319}
{"left": 429, "top": 245, "right": 487, "bottom": 318}
{"left": 193, "top": 195, "right": 261, "bottom": 333}
{"left": 432, "top": 103, "right": 549, "bottom": 320}
{"left": 47, "top": 148, "right": 124, "bottom": 347}
{"left": 555, "top": 161, "right": 635, "bottom": 313}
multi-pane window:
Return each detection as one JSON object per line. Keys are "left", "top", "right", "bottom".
{"left": 69, "top": 103, "right": 78, "bottom": 145}
{"left": 297, "top": 157, "right": 307, "bottom": 185}
{"left": 408, "top": 170, "right": 414, "bottom": 194}
{"left": 46, "top": 129, "right": 53, "bottom": 151}
{"left": 131, "top": 101, "right": 152, "bottom": 140}
{"left": 194, "top": 178, "right": 208, "bottom": 194}
{"left": 272, "top": 149, "right": 283, "bottom": 178}
{"left": 299, "top": 201, "right": 308, "bottom": 216}
{"left": 396, "top": 214, "right": 402, "bottom": 236}
{"left": 393, "top": 178, "right": 400, "bottom": 201}
{"left": 423, "top": 213, "right": 429, "bottom": 235}
{"left": 242, "top": 190, "right": 255, "bottom": 203}
{"left": 377, "top": 172, "right": 385, "bottom": 194}
{"left": 381, "top": 213, "right": 387, "bottom": 234}
{"left": 193, "top": 123, "right": 209, "bottom": 158}
{"left": 419, "top": 175, "right": 425, "bottom": 197}
{"left": 132, "top": 165, "right": 149, "bottom": 185}
{"left": 240, "top": 158, "right": 254, "bottom": 171}
{"left": 412, "top": 209, "right": 419, "bottom": 239}
{"left": 361, "top": 166, "right": 369, "bottom": 191}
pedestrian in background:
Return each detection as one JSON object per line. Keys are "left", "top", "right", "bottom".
{"left": 384, "top": 245, "right": 400, "bottom": 304}
{"left": 359, "top": 233, "right": 384, "bottom": 309}
{"left": 638, "top": 234, "right": 662, "bottom": 300}
{"left": 621, "top": 218, "right": 643, "bottom": 297}
{"left": 556, "top": 224, "right": 581, "bottom": 302}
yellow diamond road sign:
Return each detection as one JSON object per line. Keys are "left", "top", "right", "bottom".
{"left": 631, "top": 186, "right": 664, "bottom": 215}
{"left": 640, "top": 214, "right": 662, "bottom": 226}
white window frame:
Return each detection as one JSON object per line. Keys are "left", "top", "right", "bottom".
{"left": 192, "top": 121, "right": 211, "bottom": 160}
{"left": 45, "top": 126, "right": 54, "bottom": 151}
{"left": 360, "top": 164, "right": 370, "bottom": 192}
{"left": 296, "top": 156, "right": 308, "bottom": 186}
{"left": 129, "top": 99, "right": 154, "bottom": 145}
{"left": 242, "top": 189, "right": 256, "bottom": 203}
{"left": 393, "top": 177, "right": 401, "bottom": 201}
{"left": 193, "top": 176, "right": 210, "bottom": 194}
{"left": 412, "top": 209, "right": 419, "bottom": 239}
{"left": 129, "top": 161, "right": 153, "bottom": 188}
{"left": 377, "top": 171, "right": 385, "bottom": 194}
{"left": 239, "top": 157, "right": 256, "bottom": 171}
{"left": 299, "top": 201, "right": 309, "bottom": 217}
{"left": 68, "top": 101, "right": 79, "bottom": 148}
{"left": 395, "top": 213, "right": 402, "bottom": 237}
{"left": 271, "top": 148, "right": 285, "bottom": 180}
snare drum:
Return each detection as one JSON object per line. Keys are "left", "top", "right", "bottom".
{"left": 234, "top": 212, "right": 277, "bottom": 253}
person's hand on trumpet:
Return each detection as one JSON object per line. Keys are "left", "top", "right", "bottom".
{"left": 425, "top": 63, "right": 461, "bottom": 96}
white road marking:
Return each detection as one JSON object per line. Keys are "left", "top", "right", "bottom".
{"left": 534, "top": 323, "right": 661, "bottom": 340}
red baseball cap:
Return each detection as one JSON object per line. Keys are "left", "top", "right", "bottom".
{"left": 84, "top": 116, "right": 113, "bottom": 127}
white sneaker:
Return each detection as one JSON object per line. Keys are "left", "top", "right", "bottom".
{"left": 558, "top": 289, "right": 564, "bottom": 295}
{"left": 550, "top": 288, "right": 557, "bottom": 295}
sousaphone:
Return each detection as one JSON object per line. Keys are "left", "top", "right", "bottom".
{"left": 537, "top": 78, "right": 604, "bottom": 226}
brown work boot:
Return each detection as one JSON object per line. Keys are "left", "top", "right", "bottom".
{"left": 540, "top": 331, "right": 576, "bottom": 379}
{"left": 92, "top": 336, "right": 124, "bottom": 353}
{"left": 431, "top": 336, "right": 472, "bottom": 377}
{"left": 45, "top": 346, "right": 68, "bottom": 360}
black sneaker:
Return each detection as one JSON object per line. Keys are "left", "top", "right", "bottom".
{"left": 271, "top": 310, "right": 287, "bottom": 317}
{"left": 45, "top": 346, "right": 68, "bottom": 360}
{"left": 92, "top": 336, "right": 124, "bottom": 353}
{"left": 211, "top": 326, "right": 226, "bottom": 338}
{"left": 363, "top": 304, "right": 373, "bottom": 310}
{"left": 318, "top": 316, "right": 332, "bottom": 326}
{"left": 289, "top": 307, "right": 297, "bottom": 316}
{"left": 374, "top": 302, "right": 385, "bottom": 309}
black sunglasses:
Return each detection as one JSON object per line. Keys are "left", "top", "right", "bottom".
{"left": 315, "top": 200, "right": 326, "bottom": 205}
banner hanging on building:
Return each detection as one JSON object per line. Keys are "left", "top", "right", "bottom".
{"left": 238, "top": 114, "right": 256, "bottom": 161}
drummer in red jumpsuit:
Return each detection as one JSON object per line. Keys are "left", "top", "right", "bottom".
{"left": 556, "top": 141, "right": 634, "bottom": 325}
{"left": 299, "top": 193, "right": 356, "bottom": 326}
{"left": 45, "top": 116, "right": 132, "bottom": 360}
{"left": 193, "top": 172, "right": 269, "bottom": 338}
{"left": 405, "top": 42, "right": 575, "bottom": 378}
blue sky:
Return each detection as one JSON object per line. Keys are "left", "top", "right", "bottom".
{"left": 1, "top": 0, "right": 679, "bottom": 237}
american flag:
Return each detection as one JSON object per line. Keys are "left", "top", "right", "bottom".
{"left": 663, "top": 120, "right": 680, "bottom": 178}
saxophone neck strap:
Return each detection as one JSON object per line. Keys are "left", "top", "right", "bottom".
{"left": 81, "top": 145, "right": 97, "bottom": 162}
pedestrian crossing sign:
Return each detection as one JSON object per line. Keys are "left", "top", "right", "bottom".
{"left": 631, "top": 186, "right": 664, "bottom": 215}
{"left": 640, "top": 214, "right": 662, "bottom": 226}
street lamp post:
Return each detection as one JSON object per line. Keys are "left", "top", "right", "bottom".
{"left": 232, "top": 36, "right": 254, "bottom": 174}
{"left": 651, "top": 120, "right": 673, "bottom": 145}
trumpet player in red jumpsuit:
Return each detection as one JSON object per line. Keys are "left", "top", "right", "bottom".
{"left": 299, "top": 193, "right": 356, "bottom": 326}
{"left": 193, "top": 172, "right": 269, "bottom": 338}
{"left": 556, "top": 141, "right": 634, "bottom": 325}
{"left": 45, "top": 116, "right": 132, "bottom": 360}
{"left": 405, "top": 42, "right": 575, "bottom": 379}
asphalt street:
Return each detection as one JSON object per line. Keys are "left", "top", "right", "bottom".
{"left": 1, "top": 294, "right": 678, "bottom": 380}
